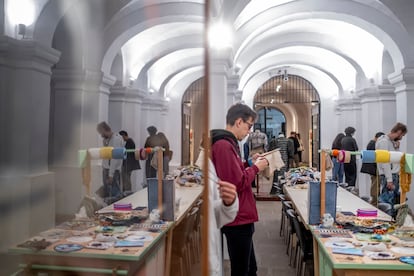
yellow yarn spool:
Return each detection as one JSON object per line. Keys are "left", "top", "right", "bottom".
{"left": 375, "top": 150, "right": 390, "bottom": 163}
{"left": 100, "top": 147, "right": 113, "bottom": 159}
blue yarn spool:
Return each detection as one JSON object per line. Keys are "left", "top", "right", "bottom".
{"left": 361, "top": 150, "right": 376, "bottom": 163}
{"left": 112, "top": 147, "right": 126, "bottom": 159}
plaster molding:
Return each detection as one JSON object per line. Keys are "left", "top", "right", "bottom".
{"left": 0, "top": 36, "right": 60, "bottom": 75}
{"left": 388, "top": 67, "right": 414, "bottom": 94}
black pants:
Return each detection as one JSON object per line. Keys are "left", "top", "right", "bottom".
{"left": 344, "top": 161, "right": 357, "bottom": 187}
{"left": 222, "top": 223, "right": 257, "bottom": 276}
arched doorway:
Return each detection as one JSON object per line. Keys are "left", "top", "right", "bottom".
{"left": 181, "top": 77, "right": 204, "bottom": 165}
{"left": 253, "top": 74, "right": 320, "bottom": 167}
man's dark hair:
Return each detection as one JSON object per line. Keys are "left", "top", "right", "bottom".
{"left": 119, "top": 130, "right": 128, "bottom": 137}
{"left": 147, "top": 126, "right": 157, "bottom": 135}
{"left": 390, "top": 122, "right": 407, "bottom": 134}
{"left": 375, "top": 132, "right": 384, "bottom": 138}
{"left": 226, "top": 103, "right": 256, "bottom": 126}
{"left": 344, "top": 126, "right": 356, "bottom": 135}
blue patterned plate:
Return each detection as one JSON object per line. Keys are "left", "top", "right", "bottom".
{"left": 54, "top": 243, "right": 83, "bottom": 253}
{"left": 399, "top": 256, "right": 414, "bottom": 265}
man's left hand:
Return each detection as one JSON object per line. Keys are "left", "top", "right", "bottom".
{"left": 218, "top": 180, "right": 237, "bottom": 206}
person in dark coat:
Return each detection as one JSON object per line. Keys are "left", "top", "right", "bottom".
{"left": 360, "top": 132, "right": 384, "bottom": 206}
{"left": 119, "top": 131, "right": 141, "bottom": 192}
{"left": 331, "top": 133, "right": 345, "bottom": 183}
{"left": 341, "top": 127, "right": 359, "bottom": 187}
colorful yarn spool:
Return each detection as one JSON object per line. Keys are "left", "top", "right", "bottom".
{"left": 78, "top": 150, "right": 88, "bottom": 168}
{"left": 404, "top": 153, "right": 414, "bottom": 174}
{"left": 343, "top": 151, "right": 351, "bottom": 163}
{"left": 134, "top": 149, "right": 140, "bottom": 160}
{"left": 361, "top": 150, "right": 376, "bottom": 163}
{"left": 389, "top": 151, "right": 403, "bottom": 163}
{"left": 88, "top": 148, "right": 101, "bottom": 160}
{"left": 112, "top": 147, "right": 126, "bottom": 159}
{"left": 337, "top": 150, "right": 345, "bottom": 163}
{"left": 331, "top": 149, "right": 339, "bottom": 157}
{"left": 100, "top": 147, "right": 113, "bottom": 160}
{"left": 140, "top": 148, "right": 148, "bottom": 160}
{"left": 145, "top": 147, "right": 153, "bottom": 154}
{"left": 375, "top": 150, "right": 390, "bottom": 163}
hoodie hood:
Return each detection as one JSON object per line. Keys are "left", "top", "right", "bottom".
{"left": 211, "top": 129, "right": 241, "bottom": 157}
{"left": 211, "top": 129, "right": 238, "bottom": 146}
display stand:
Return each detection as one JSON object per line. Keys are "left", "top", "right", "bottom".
{"left": 320, "top": 150, "right": 327, "bottom": 217}
{"left": 157, "top": 148, "right": 164, "bottom": 214}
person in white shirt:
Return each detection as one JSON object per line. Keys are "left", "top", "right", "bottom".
{"left": 96, "top": 121, "right": 124, "bottom": 203}
{"left": 196, "top": 148, "right": 239, "bottom": 276}
{"left": 376, "top": 122, "right": 407, "bottom": 214}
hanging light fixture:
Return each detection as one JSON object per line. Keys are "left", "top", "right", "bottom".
{"left": 283, "top": 69, "right": 289, "bottom": 82}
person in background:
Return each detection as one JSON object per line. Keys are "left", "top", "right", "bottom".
{"left": 248, "top": 128, "right": 268, "bottom": 155}
{"left": 144, "top": 126, "right": 171, "bottom": 178}
{"left": 288, "top": 131, "right": 300, "bottom": 168}
{"left": 377, "top": 122, "right": 407, "bottom": 214}
{"left": 331, "top": 133, "right": 345, "bottom": 183}
{"left": 296, "top": 133, "right": 304, "bottom": 164}
{"left": 96, "top": 122, "right": 123, "bottom": 203}
{"left": 211, "top": 103, "right": 269, "bottom": 276}
{"left": 360, "top": 132, "right": 384, "bottom": 206}
{"left": 196, "top": 146, "right": 239, "bottom": 276}
{"left": 119, "top": 130, "right": 141, "bottom": 193}
{"left": 341, "top": 127, "right": 359, "bottom": 187}
{"left": 269, "top": 132, "right": 289, "bottom": 194}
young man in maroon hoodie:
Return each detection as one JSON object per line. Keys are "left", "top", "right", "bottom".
{"left": 211, "top": 103, "right": 269, "bottom": 276}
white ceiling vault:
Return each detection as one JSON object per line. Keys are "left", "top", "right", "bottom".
{"left": 23, "top": 0, "right": 414, "bottom": 102}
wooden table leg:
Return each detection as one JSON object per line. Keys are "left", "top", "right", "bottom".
{"left": 164, "top": 228, "right": 173, "bottom": 276}
{"left": 313, "top": 236, "right": 320, "bottom": 276}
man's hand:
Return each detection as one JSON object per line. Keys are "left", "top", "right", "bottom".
{"left": 386, "top": 181, "right": 395, "bottom": 190}
{"left": 251, "top": 153, "right": 260, "bottom": 162}
{"left": 254, "top": 157, "right": 269, "bottom": 171}
{"left": 218, "top": 180, "right": 237, "bottom": 206}
{"left": 107, "top": 176, "right": 113, "bottom": 184}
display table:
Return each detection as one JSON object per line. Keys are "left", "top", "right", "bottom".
{"left": 9, "top": 184, "right": 203, "bottom": 275}
{"left": 284, "top": 185, "right": 414, "bottom": 276}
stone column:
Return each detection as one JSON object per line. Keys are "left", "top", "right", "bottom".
{"left": 389, "top": 68, "right": 414, "bottom": 153}
{"left": 356, "top": 85, "right": 395, "bottom": 146}
{"left": 209, "top": 48, "right": 233, "bottom": 129}
{"left": 0, "top": 37, "right": 60, "bottom": 250}
{"left": 227, "top": 74, "right": 241, "bottom": 107}
{"left": 108, "top": 86, "right": 146, "bottom": 190}
{"left": 356, "top": 85, "right": 395, "bottom": 198}
{"left": 50, "top": 69, "right": 115, "bottom": 217}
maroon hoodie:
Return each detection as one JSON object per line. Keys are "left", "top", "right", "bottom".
{"left": 211, "top": 129, "right": 259, "bottom": 226}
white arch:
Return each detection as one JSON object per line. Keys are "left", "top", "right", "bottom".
{"left": 240, "top": 47, "right": 356, "bottom": 93}
{"left": 233, "top": 1, "right": 414, "bottom": 72}
{"left": 235, "top": 19, "right": 383, "bottom": 85}
{"left": 122, "top": 22, "right": 203, "bottom": 84}
{"left": 101, "top": 1, "right": 204, "bottom": 75}
{"left": 165, "top": 66, "right": 204, "bottom": 100}
{"left": 33, "top": 0, "right": 79, "bottom": 46}
{"left": 148, "top": 48, "right": 203, "bottom": 92}
{"left": 242, "top": 65, "right": 339, "bottom": 106}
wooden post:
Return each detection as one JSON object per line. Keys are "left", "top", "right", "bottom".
{"left": 157, "top": 148, "right": 163, "bottom": 214}
{"left": 82, "top": 152, "right": 91, "bottom": 197}
{"left": 320, "top": 150, "right": 326, "bottom": 218}
{"left": 190, "top": 128, "right": 194, "bottom": 166}
{"left": 401, "top": 191, "right": 406, "bottom": 204}
{"left": 202, "top": 1, "right": 210, "bottom": 275}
